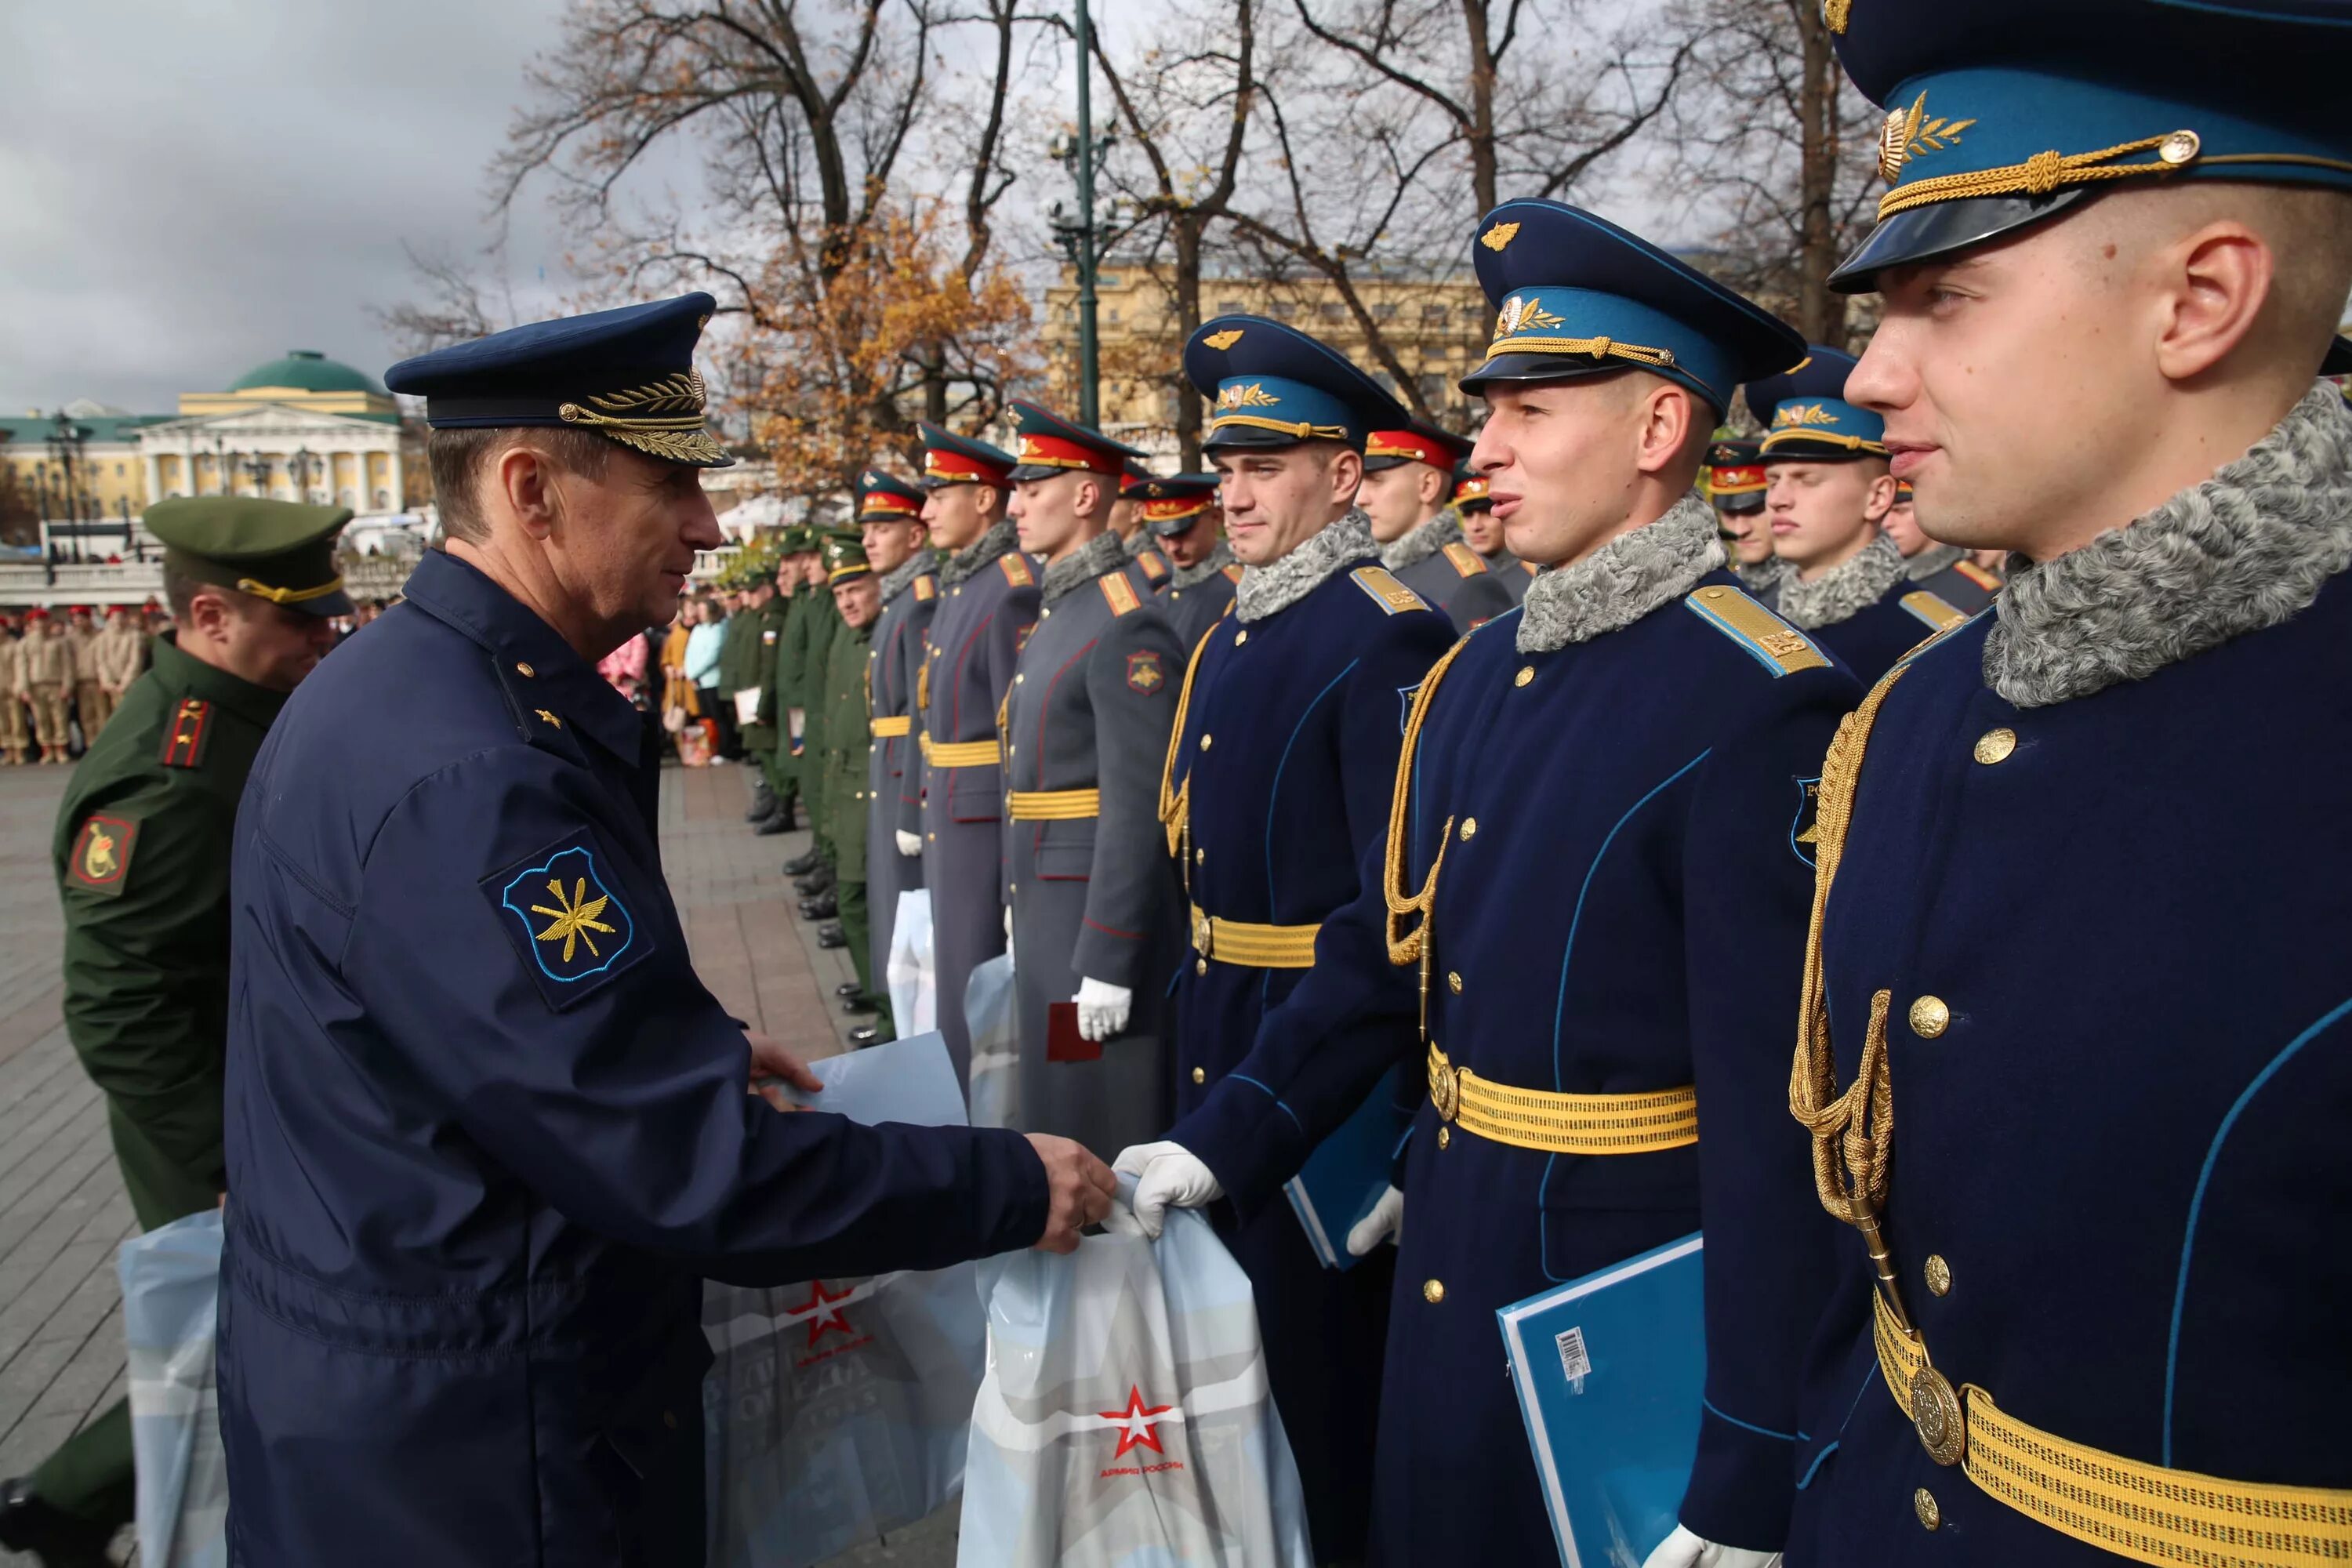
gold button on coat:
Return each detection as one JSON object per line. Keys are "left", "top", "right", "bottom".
{"left": 1446, "top": 971, "right": 1462, "bottom": 993}
{"left": 1925, "top": 1254, "right": 1952, "bottom": 1297}
{"left": 1909, "top": 995, "right": 1951, "bottom": 1038}
{"left": 1460, "top": 818, "right": 1477, "bottom": 841}
{"left": 1421, "top": 1279, "right": 1445, "bottom": 1305}
{"left": 1514, "top": 666, "right": 1534, "bottom": 688}
{"left": 1235, "top": 630, "right": 1248, "bottom": 646}
{"left": 1199, "top": 734, "right": 1213, "bottom": 752}
{"left": 1915, "top": 1488, "right": 1941, "bottom": 1530}
{"left": 1974, "top": 727, "right": 2017, "bottom": 764}
{"left": 514, "top": 662, "right": 535, "bottom": 677}
{"left": 1194, "top": 848, "right": 1205, "bottom": 865}
{"left": 1191, "top": 1066, "right": 1206, "bottom": 1084}
{"left": 1196, "top": 958, "right": 1208, "bottom": 975}
{"left": 1437, "top": 1127, "right": 1450, "bottom": 1149}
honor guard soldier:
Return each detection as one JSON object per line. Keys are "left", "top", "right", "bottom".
{"left": 0, "top": 498, "right": 347, "bottom": 1568}
{"left": 915, "top": 421, "right": 1033, "bottom": 1087}
{"left": 997, "top": 404, "right": 1187, "bottom": 1156}
{"left": 1786, "top": 5, "right": 2352, "bottom": 1563}
{"left": 1711, "top": 435, "right": 1786, "bottom": 607}
{"left": 1884, "top": 477, "right": 2000, "bottom": 612}
{"left": 1453, "top": 459, "right": 1537, "bottom": 604}
{"left": 1138, "top": 474, "right": 1241, "bottom": 648}
{"left": 1121, "top": 203, "right": 1860, "bottom": 1567}
{"left": 1116, "top": 315, "right": 1456, "bottom": 1563}
{"left": 1752, "top": 347, "right": 1966, "bottom": 678}
{"left": 859, "top": 466, "right": 938, "bottom": 1043}
{"left": 219, "top": 295, "right": 1116, "bottom": 1567}
{"left": 729, "top": 568, "right": 787, "bottom": 831}
{"left": 1115, "top": 457, "right": 1175, "bottom": 590}
{"left": 812, "top": 528, "right": 891, "bottom": 1040}
{"left": 1360, "top": 419, "right": 1516, "bottom": 628}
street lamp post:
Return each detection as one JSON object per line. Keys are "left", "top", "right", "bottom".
{"left": 242, "top": 451, "right": 275, "bottom": 498}
{"left": 212, "top": 434, "right": 230, "bottom": 496}
{"left": 290, "top": 447, "right": 321, "bottom": 504}
{"left": 46, "top": 412, "right": 89, "bottom": 564}
{"left": 1047, "top": 0, "right": 1113, "bottom": 428}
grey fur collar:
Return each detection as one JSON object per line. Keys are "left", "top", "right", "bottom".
{"left": 1737, "top": 557, "right": 1788, "bottom": 594}
{"left": 1042, "top": 528, "right": 1131, "bottom": 603}
{"left": 1236, "top": 509, "right": 1376, "bottom": 623}
{"left": 1778, "top": 534, "right": 1907, "bottom": 630}
{"left": 880, "top": 546, "right": 939, "bottom": 604}
{"left": 1985, "top": 380, "right": 2352, "bottom": 708}
{"left": 1905, "top": 542, "right": 1965, "bottom": 582}
{"left": 1170, "top": 539, "right": 1236, "bottom": 589}
{"left": 938, "top": 518, "right": 1022, "bottom": 589}
{"left": 1379, "top": 508, "right": 1465, "bottom": 572}
{"left": 1518, "top": 494, "right": 1723, "bottom": 653}
{"left": 1122, "top": 529, "right": 1160, "bottom": 561}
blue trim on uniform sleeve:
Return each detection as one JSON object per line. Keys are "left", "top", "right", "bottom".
{"left": 1260, "top": 657, "right": 1359, "bottom": 1008}
{"left": 1797, "top": 1361, "right": 1882, "bottom": 1489}
{"left": 1701, "top": 1396, "right": 1800, "bottom": 1443}
{"left": 1229, "top": 1075, "right": 1305, "bottom": 1135}
{"left": 2164, "top": 991, "right": 2352, "bottom": 1465}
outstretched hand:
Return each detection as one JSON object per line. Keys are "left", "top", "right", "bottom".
{"left": 746, "top": 1033, "right": 823, "bottom": 1112}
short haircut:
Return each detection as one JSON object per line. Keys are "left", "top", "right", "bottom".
{"left": 161, "top": 561, "right": 259, "bottom": 624}
{"left": 428, "top": 426, "right": 614, "bottom": 545}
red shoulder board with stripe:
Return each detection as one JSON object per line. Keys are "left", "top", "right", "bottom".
{"left": 1100, "top": 573, "right": 1142, "bottom": 617}
{"left": 1222, "top": 564, "right": 1244, "bottom": 584}
{"left": 1955, "top": 560, "right": 2002, "bottom": 590}
{"left": 1522, "top": 559, "right": 1538, "bottom": 576}
{"left": 1000, "top": 554, "right": 1036, "bottom": 588}
{"left": 158, "top": 699, "right": 212, "bottom": 769}
{"left": 913, "top": 574, "right": 938, "bottom": 601}
{"left": 1442, "top": 542, "right": 1488, "bottom": 579}
{"left": 1138, "top": 551, "right": 1170, "bottom": 583}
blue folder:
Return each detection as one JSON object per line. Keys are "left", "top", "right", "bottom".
{"left": 1495, "top": 1232, "right": 1706, "bottom": 1568}
{"left": 1282, "top": 1063, "right": 1411, "bottom": 1270}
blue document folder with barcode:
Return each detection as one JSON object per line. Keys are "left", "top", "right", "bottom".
{"left": 1495, "top": 1232, "right": 1706, "bottom": 1568}
{"left": 1281, "top": 1063, "right": 1411, "bottom": 1270}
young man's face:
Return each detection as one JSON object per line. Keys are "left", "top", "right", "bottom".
{"left": 919, "top": 482, "right": 998, "bottom": 551}
{"left": 1108, "top": 495, "right": 1139, "bottom": 540}
{"left": 1471, "top": 377, "right": 1657, "bottom": 569}
{"left": 861, "top": 517, "right": 924, "bottom": 575}
{"left": 1210, "top": 444, "right": 1360, "bottom": 567}
{"left": 1718, "top": 503, "right": 1774, "bottom": 566}
{"left": 1355, "top": 462, "right": 1445, "bottom": 544}
{"left": 1457, "top": 504, "right": 1504, "bottom": 555}
{"left": 1160, "top": 510, "right": 1222, "bottom": 568}
{"left": 1882, "top": 495, "right": 1928, "bottom": 557}
{"left": 832, "top": 575, "right": 882, "bottom": 628}
{"left": 1010, "top": 470, "right": 1099, "bottom": 562}
{"left": 1765, "top": 460, "right": 1893, "bottom": 578}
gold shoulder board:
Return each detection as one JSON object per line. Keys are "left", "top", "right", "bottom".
{"left": 1682, "top": 585, "right": 1829, "bottom": 677}
{"left": 1441, "top": 542, "right": 1488, "bottom": 578}
{"left": 1900, "top": 590, "right": 1969, "bottom": 633}
{"left": 1000, "top": 554, "right": 1036, "bottom": 589}
{"left": 1350, "top": 565, "right": 1428, "bottom": 615}
{"left": 1101, "top": 573, "right": 1142, "bottom": 617}
{"left": 913, "top": 575, "right": 937, "bottom": 601}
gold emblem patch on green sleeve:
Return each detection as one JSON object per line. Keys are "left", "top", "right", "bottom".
{"left": 68, "top": 813, "right": 140, "bottom": 896}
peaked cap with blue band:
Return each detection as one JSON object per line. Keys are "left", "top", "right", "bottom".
{"left": 1824, "top": 0, "right": 2352, "bottom": 292}
{"left": 1183, "top": 315, "right": 1409, "bottom": 453}
{"left": 1003, "top": 401, "right": 1149, "bottom": 483}
{"left": 855, "top": 469, "right": 925, "bottom": 520}
{"left": 1459, "top": 199, "right": 1805, "bottom": 415}
{"left": 1742, "top": 345, "right": 1887, "bottom": 461}
{"left": 385, "top": 292, "right": 732, "bottom": 467}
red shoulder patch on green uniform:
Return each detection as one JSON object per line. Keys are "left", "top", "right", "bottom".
{"left": 68, "top": 813, "right": 139, "bottom": 896}
{"left": 1126, "top": 650, "right": 1166, "bottom": 694}
{"left": 158, "top": 699, "right": 212, "bottom": 769}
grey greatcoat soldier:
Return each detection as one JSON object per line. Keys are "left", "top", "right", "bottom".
{"left": 857, "top": 469, "right": 938, "bottom": 1044}
{"left": 1885, "top": 477, "right": 2000, "bottom": 613}
{"left": 1001, "top": 404, "right": 1187, "bottom": 1159}
{"left": 1134, "top": 474, "right": 1238, "bottom": 652}
{"left": 1361, "top": 421, "right": 1515, "bottom": 630}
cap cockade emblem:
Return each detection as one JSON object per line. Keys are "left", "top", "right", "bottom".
{"left": 1214, "top": 382, "right": 1282, "bottom": 410}
{"left": 1773, "top": 402, "right": 1839, "bottom": 428}
{"left": 1494, "top": 295, "right": 1564, "bottom": 338}
{"left": 1878, "top": 92, "right": 1975, "bottom": 184}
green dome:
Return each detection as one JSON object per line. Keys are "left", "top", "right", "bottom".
{"left": 228, "top": 350, "right": 384, "bottom": 396}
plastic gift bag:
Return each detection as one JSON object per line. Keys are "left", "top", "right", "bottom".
{"left": 959, "top": 1184, "right": 1315, "bottom": 1567}
{"left": 120, "top": 1210, "right": 227, "bottom": 1568}
{"left": 964, "top": 951, "right": 1018, "bottom": 1129}
{"left": 885, "top": 888, "right": 936, "bottom": 1037}
{"left": 703, "top": 1035, "right": 985, "bottom": 1568}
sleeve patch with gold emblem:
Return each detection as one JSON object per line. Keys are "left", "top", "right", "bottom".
{"left": 1000, "top": 554, "right": 1036, "bottom": 589}
{"left": 158, "top": 698, "right": 212, "bottom": 769}
{"left": 1126, "top": 651, "right": 1166, "bottom": 695}
{"left": 913, "top": 574, "right": 938, "bottom": 602}
{"left": 1348, "top": 565, "right": 1428, "bottom": 615}
{"left": 68, "top": 813, "right": 140, "bottom": 896}
{"left": 1441, "top": 542, "right": 1488, "bottom": 578}
{"left": 1100, "top": 573, "right": 1142, "bottom": 617}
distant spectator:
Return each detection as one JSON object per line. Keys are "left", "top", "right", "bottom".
{"left": 684, "top": 595, "right": 735, "bottom": 760}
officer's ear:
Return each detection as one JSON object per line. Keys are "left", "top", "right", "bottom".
{"left": 1326, "top": 445, "right": 1365, "bottom": 509}
{"left": 1862, "top": 466, "right": 1899, "bottom": 524}
{"left": 489, "top": 443, "right": 562, "bottom": 541}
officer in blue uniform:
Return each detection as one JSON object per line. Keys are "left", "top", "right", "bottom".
{"left": 1112, "top": 316, "right": 1457, "bottom": 1562}
{"left": 1748, "top": 349, "right": 1965, "bottom": 677}
{"left": 1788, "top": 5, "right": 2352, "bottom": 1562}
{"left": 1137, "top": 474, "right": 1239, "bottom": 650}
{"left": 217, "top": 294, "right": 1116, "bottom": 1567}
{"left": 1121, "top": 204, "right": 1861, "bottom": 1566}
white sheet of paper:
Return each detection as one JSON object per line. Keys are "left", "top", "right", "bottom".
{"left": 786, "top": 1031, "right": 967, "bottom": 1129}
{"left": 732, "top": 688, "right": 761, "bottom": 726}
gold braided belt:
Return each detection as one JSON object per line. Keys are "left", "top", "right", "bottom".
{"left": 1426, "top": 1043, "right": 1697, "bottom": 1156}
{"left": 922, "top": 735, "right": 1000, "bottom": 768}
{"left": 1007, "top": 789, "right": 1099, "bottom": 821}
{"left": 1189, "top": 905, "right": 1319, "bottom": 969}
{"left": 869, "top": 715, "right": 913, "bottom": 739}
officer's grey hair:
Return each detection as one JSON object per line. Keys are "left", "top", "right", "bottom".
{"left": 1041, "top": 528, "right": 1131, "bottom": 602}
{"left": 1235, "top": 509, "right": 1376, "bottom": 622}
{"left": 1379, "top": 507, "right": 1468, "bottom": 574}
{"left": 1517, "top": 492, "right": 1723, "bottom": 653}
{"left": 427, "top": 426, "right": 612, "bottom": 546}
{"left": 1777, "top": 533, "right": 1908, "bottom": 631}
{"left": 938, "top": 517, "right": 1022, "bottom": 589}
{"left": 1904, "top": 542, "right": 1967, "bottom": 583}
{"left": 1168, "top": 539, "right": 1236, "bottom": 590}
{"left": 879, "top": 546, "right": 938, "bottom": 604}
{"left": 1986, "top": 379, "right": 2352, "bottom": 708}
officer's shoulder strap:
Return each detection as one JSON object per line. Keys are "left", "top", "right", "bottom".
{"left": 1954, "top": 559, "right": 2002, "bottom": 591}
{"left": 1441, "top": 541, "right": 1488, "bottom": 579}
{"left": 913, "top": 573, "right": 938, "bottom": 602}
{"left": 158, "top": 697, "right": 212, "bottom": 769}
{"left": 1138, "top": 550, "right": 1169, "bottom": 582}
{"left": 1221, "top": 563, "right": 1243, "bottom": 585}
{"left": 1899, "top": 590, "right": 1969, "bottom": 633}
{"left": 1099, "top": 572, "right": 1143, "bottom": 617}
{"left": 999, "top": 553, "right": 1036, "bottom": 589}
{"left": 1521, "top": 558, "right": 1538, "bottom": 577}
{"left": 1348, "top": 564, "right": 1428, "bottom": 615}
{"left": 1682, "top": 584, "right": 1831, "bottom": 677}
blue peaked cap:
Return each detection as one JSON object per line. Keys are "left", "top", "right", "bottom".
{"left": 386, "top": 292, "right": 731, "bottom": 468}
{"left": 1183, "top": 317, "right": 1408, "bottom": 453}
{"left": 1743, "top": 347, "right": 1887, "bottom": 461}
{"left": 1461, "top": 200, "right": 1804, "bottom": 415}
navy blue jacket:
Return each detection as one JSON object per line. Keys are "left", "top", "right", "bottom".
{"left": 1790, "top": 584, "right": 2352, "bottom": 1563}
{"left": 1807, "top": 577, "right": 1955, "bottom": 684}
{"left": 218, "top": 552, "right": 1047, "bottom": 1566}
{"left": 1174, "top": 571, "right": 1860, "bottom": 1563}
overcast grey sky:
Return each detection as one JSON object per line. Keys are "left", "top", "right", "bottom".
{"left": 0, "top": 0, "right": 579, "bottom": 415}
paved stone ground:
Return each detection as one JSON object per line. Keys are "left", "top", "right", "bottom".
{"left": 0, "top": 756, "right": 955, "bottom": 1566}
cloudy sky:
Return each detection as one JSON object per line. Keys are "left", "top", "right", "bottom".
{"left": 0, "top": 0, "right": 581, "bottom": 415}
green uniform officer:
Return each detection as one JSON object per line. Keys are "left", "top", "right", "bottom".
{"left": 731, "top": 575, "right": 786, "bottom": 829}
{"left": 786, "top": 539, "right": 847, "bottom": 931}
{"left": 763, "top": 527, "right": 817, "bottom": 841}
{"left": 0, "top": 497, "right": 349, "bottom": 1568}
{"left": 815, "top": 532, "right": 887, "bottom": 1035}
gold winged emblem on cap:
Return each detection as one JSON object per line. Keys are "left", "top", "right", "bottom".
{"left": 1480, "top": 222, "right": 1520, "bottom": 252}
{"left": 1203, "top": 328, "right": 1244, "bottom": 350}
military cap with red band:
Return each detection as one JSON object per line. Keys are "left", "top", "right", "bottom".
{"left": 1004, "top": 401, "right": 1149, "bottom": 483}
{"left": 1363, "top": 420, "right": 1470, "bottom": 474}
{"left": 915, "top": 420, "right": 1016, "bottom": 491}
{"left": 1450, "top": 459, "right": 1492, "bottom": 513}
{"left": 1130, "top": 473, "right": 1221, "bottom": 537}
{"left": 855, "top": 469, "right": 925, "bottom": 520}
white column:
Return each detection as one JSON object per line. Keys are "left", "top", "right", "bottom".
{"left": 143, "top": 452, "right": 162, "bottom": 503}
{"left": 387, "top": 448, "right": 405, "bottom": 513}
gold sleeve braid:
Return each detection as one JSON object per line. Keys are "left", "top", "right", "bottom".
{"left": 1156, "top": 619, "right": 1222, "bottom": 858}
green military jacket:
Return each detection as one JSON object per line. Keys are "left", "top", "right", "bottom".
{"left": 817, "top": 610, "right": 876, "bottom": 878}
{"left": 739, "top": 595, "right": 789, "bottom": 756}
{"left": 716, "top": 602, "right": 759, "bottom": 718}
{"left": 53, "top": 633, "right": 288, "bottom": 1229}
{"left": 787, "top": 588, "right": 844, "bottom": 831}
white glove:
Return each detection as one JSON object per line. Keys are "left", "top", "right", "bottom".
{"left": 1074, "top": 977, "right": 1132, "bottom": 1041}
{"left": 1345, "top": 1184, "right": 1404, "bottom": 1256}
{"left": 895, "top": 829, "right": 921, "bottom": 857}
{"left": 1111, "top": 1141, "right": 1223, "bottom": 1239}
{"left": 1640, "top": 1525, "right": 1782, "bottom": 1568}
{"left": 1003, "top": 906, "right": 1014, "bottom": 967}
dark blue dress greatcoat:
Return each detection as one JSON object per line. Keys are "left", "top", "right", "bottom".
{"left": 1163, "top": 548, "right": 1457, "bottom": 1562}
{"left": 218, "top": 551, "right": 1047, "bottom": 1567}
{"left": 1788, "top": 585, "right": 2352, "bottom": 1564}
{"left": 1806, "top": 576, "right": 1955, "bottom": 684}
{"left": 1173, "top": 571, "right": 1862, "bottom": 1564}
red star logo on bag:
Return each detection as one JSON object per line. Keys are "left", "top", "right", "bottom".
{"left": 1099, "top": 1385, "right": 1175, "bottom": 1459}
{"left": 794, "top": 1280, "right": 857, "bottom": 1348}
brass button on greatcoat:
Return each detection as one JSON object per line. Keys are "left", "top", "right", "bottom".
{"left": 1437, "top": 1126, "right": 1450, "bottom": 1150}
{"left": 514, "top": 662, "right": 535, "bottom": 678}
{"left": 1234, "top": 630, "right": 1248, "bottom": 646}
{"left": 1194, "top": 847, "right": 1205, "bottom": 865}
{"left": 1422, "top": 1279, "right": 1445, "bottom": 1305}
{"left": 1915, "top": 1488, "right": 1941, "bottom": 1531}
{"left": 1199, "top": 734, "right": 1213, "bottom": 752}
{"left": 1514, "top": 666, "right": 1534, "bottom": 688}
{"left": 1446, "top": 971, "right": 1462, "bottom": 993}
{"left": 1925, "top": 1254, "right": 1952, "bottom": 1297}
{"left": 1973, "top": 727, "right": 2017, "bottom": 765}
{"left": 1910, "top": 995, "right": 1951, "bottom": 1038}
{"left": 1191, "top": 1066, "right": 1207, "bottom": 1085}
{"left": 1015, "top": 673, "right": 1025, "bottom": 684}
{"left": 1460, "top": 818, "right": 1477, "bottom": 841}
{"left": 1196, "top": 958, "right": 1208, "bottom": 975}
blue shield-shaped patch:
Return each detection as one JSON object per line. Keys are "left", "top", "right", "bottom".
{"left": 490, "top": 840, "right": 643, "bottom": 1003}
{"left": 1790, "top": 776, "right": 1823, "bottom": 867}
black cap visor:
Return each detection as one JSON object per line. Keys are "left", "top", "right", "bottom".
{"left": 1828, "top": 190, "right": 2090, "bottom": 293}
{"left": 1712, "top": 491, "right": 1766, "bottom": 516}
{"left": 1147, "top": 509, "right": 1215, "bottom": 539}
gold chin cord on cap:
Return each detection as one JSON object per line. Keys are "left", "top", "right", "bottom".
{"left": 238, "top": 575, "right": 346, "bottom": 606}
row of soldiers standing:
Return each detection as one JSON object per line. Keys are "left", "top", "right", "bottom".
{"left": 0, "top": 604, "right": 151, "bottom": 764}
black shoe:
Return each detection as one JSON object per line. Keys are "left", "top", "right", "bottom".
{"left": 799, "top": 895, "right": 837, "bottom": 921}
{"left": 793, "top": 867, "right": 836, "bottom": 897}
{"left": 782, "top": 849, "right": 822, "bottom": 876}
{"left": 773, "top": 800, "right": 798, "bottom": 833}
{"left": 840, "top": 994, "right": 880, "bottom": 1016}
{"left": 834, "top": 981, "right": 864, "bottom": 999}
{"left": 848, "top": 1025, "right": 883, "bottom": 1047}
{"left": 752, "top": 813, "right": 788, "bottom": 837}
{"left": 816, "top": 924, "right": 848, "bottom": 949}
{"left": 743, "top": 787, "right": 775, "bottom": 824}
{"left": 0, "top": 1479, "right": 116, "bottom": 1568}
